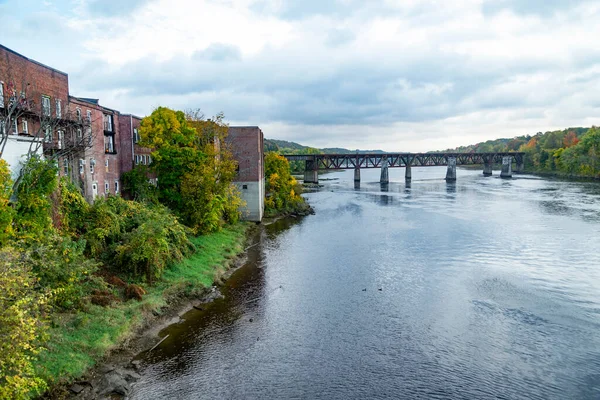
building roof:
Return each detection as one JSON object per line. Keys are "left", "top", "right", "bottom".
{"left": 0, "top": 44, "right": 68, "bottom": 77}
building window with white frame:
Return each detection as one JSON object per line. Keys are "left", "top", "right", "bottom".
{"left": 44, "top": 126, "right": 52, "bottom": 143}
{"left": 77, "top": 128, "right": 82, "bottom": 139}
{"left": 63, "top": 158, "right": 69, "bottom": 175}
{"left": 22, "top": 120, "right": 28, "bottom": 135}
{"left": 58, "top": 130, "right": 63, "bottom": 149}
{"left": 90, "top": 158, "right": 95, "bottom": 174}
{"left": 104, "top": 114, "right": 113, "bottom": 132}
{"left": 134, "top": 128, "right": 140, "bottom": 143}
{"left": 135, "top": 155, "right": 139, "bottom": 165}
{"left": 56, "top": 99, "right": 62, "bottom": 118}
{"left": 105, "top": 181, "right": 109, "bottom": 194}
{"left": 76, "top": 108, "right": 81, "bottom": 121}
{"left": 87, "top": 110, "right": 92, "bottom": 123}
{"left": 13, "top": 119, "right": 18, "bottom": 135}
{"left": 104, "top": 135, "right": 115, "bottom": 153}
{"left": 42, "top": 96, "right": 51, "bottom": 116}
{"left": 79, "top": 159, "right": 84, "bottom": 174}
{"left": 105, "top": 159, "right": 109, "bottom": 171}
{"left": 0, "top": 81, "right": 4, "bottom": 108}
{"left": 114, "top": 180, "right": 119, "bottom": 193}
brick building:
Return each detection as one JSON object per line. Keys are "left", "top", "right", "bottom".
{"left": 0, "top": 44, "right": 266, "bottom": 221}
{"left": 0, "top": 44, "right": 70, "bottom": 177}
{"left": 67, "top": 97, "right": 122, "bottom": 202}
{"left": 226, "top": 126, "right": 265, "bottom": 221}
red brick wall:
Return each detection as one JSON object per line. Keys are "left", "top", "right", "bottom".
{"left": 226, "top": 126, "right": 264, "bottom": 182}
{"left": 0, "top": 45, "right": 69, "bottom": 145}
{"left": 68, "top": 98, "right": 122, "bottom": 201}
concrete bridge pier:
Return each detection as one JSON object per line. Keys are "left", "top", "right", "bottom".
{"left": 483, "top": 159, "right": 493, "bottom": 176}
{"left": 380, "top": 157, "right": 389, "bottom": 184}
{"left": 515, "top": 156, "right": 525, "bottom": 173}
{"left": 446, "top": 157, "right": 457, "bottom": 181}
{"left": 354, "top": 167, "right": 361, "bottom": 182}
{"left": 304, "top": 158, "right": 319, "bottom": 183}
{"left": 405, "top": 160, "right": 412, "bottom": 181}
{"left": 500, "top": 156, "right": 513, "bottom": 178}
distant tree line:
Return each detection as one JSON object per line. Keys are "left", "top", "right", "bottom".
{"left": 443, "top": 127, "right": 600, "bottom": 178}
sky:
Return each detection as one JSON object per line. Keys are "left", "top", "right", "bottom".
{"left": 1, "top": 0, "right": 600, "bottom": 151}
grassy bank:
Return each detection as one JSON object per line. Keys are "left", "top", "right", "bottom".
{"left": 35, "top": 223, "right": 250, "bottom": 388}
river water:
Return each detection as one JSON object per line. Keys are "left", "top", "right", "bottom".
{"left": 131, "top": 167, "right": 600, "bottom": 399}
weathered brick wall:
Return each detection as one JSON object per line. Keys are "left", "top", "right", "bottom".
{"left": 0, "top": 45, "right": 69, "bottom": 151}
{"left": 68, "top": 98, "right": 122, "bottom": 202}
{"left": 226, "top": 126, "right": 264, "bottom": 182}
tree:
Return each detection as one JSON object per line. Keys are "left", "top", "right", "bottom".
{"left": 563, "top": 131, "right": 579, "bottom": 148}
{"left": 0, "top": 247, "right": 50, "bottom": 399}
{"left": 264, "top": 152, "right": 306, "bottom": 215}
{"left": 139, "top": 107, "right": 242, "bottom": 233}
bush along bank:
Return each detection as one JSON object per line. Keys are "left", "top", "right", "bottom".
{"left": 264, "top": 152, "right": 314, "bottom": 218}
{"left": 0, "top": 107, "right": 253, "bottom": 399}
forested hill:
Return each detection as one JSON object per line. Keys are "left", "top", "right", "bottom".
{"left": 264, "top": 139, "right": 384, "bottom": 154}
{"left": 442, "top": 126, "right": 600, "bottom": 178}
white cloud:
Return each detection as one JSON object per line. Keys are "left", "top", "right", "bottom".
{"left": 1, "top": 0, "right": 599, "bottom": 150}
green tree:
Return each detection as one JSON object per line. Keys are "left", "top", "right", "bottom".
{"left": 0, "top": 159, "right": 14, "bottom": 246}
{"left": 139, "top": 107, "right": 242, "bottom": 233}
{"left": 264, "top": 152, "right": 306, "bottom": 215}
{"left": 0, "top": 247, "right": 49, "bottom": 399}
{"left": 13, "top": 155, "right": 59, "bottom": 242}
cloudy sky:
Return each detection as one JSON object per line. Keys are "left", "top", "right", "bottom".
{"left": 2, "top": 0, "right": 600, "bottom": 151}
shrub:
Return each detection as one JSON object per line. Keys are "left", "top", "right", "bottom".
{"left": 0, "top": 247, "right": 50, "bottom": 399}
{"left": 28, "top": 235, "right": 99, "bottom": 310}
{"left": 82, "top": 196, "right": 195, "bottom": 282}
{"left": 13, "top": 155, "right": 59, "bottom": 242}
{"left": 113, "top": 205, "right": 195, "bottom": 281}
{"left": 0, "top": 159, "right": 14, "bottom": 246}
{"left": 56, "top": 177, "right": 89, "bottom": 237}
{"left": 121, "top": 165, "right": 158, "bottom": 203}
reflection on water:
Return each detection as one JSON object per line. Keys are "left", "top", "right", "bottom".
{"left": 132, "top": 167, "right": 600, "bottom": 400}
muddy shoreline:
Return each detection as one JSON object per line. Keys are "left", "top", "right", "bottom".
{"left": 44, "top": 226, "right": 262, "bottom": 400}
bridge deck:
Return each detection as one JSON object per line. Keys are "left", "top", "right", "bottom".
{"left": 283, "top": 152, "right": 524, "bottom": 169}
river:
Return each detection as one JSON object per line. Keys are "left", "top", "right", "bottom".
{"left": 131, "top": 167, "right": 600, "bottom": 399}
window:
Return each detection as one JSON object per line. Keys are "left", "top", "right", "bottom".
{"left": 242, "top": 185, "right": 248, "bottom": 190}
{"left": 79, "top": 159, "right": 84, "bottom": 174}
{"left": 87, "top": 110, "right": 92, "bottom": 123}
{"left": 135, "top": 155, "right": 139, "bottom": 165}
{"left": 13, "top": 119, "right": 18, "bottom": 135}
{"left": 148, "top": 156, "right": 152, "bottom": 164}
{"left": 22, "top": 120, "right": 28, "bottom": 134}
{"left": 105, "top": 159, "right": 109, "bottom": 171}
{"left": 90, "top": 158, "right": 95, "bottom": 174}
{"left": 76, "top": 108, "right": 81, "bottom": 121}
{"left": 44, "top": 126, "right": 52, "bottom": 143}
{"left": 0, "top": 82, "right": 4, "bottom": 108}
{"left": 0, "top": 119, "right": 5, "bottom": 136}
{"left": 105, "top": 182, "right": 109, "bottom": 194}
{"left": 42, "top": 96, "right": 51, "bottom": 116}
{"left": 133, "top": 128, "right": 140, "bottom": 143}
{"left": 114, "top": 180, "right": 119, "bottom": 194}
{"left": 104, "top": 114, "right": 113, "bottom": 132}
{"left": 63, "top": 158, "right": 69, "bottom": 175}
{"left": 77, "top": 128, "right": 82, "bottom": 139}
{"left": 58, "top": 130, "right": 63, "bottom": 149}
{"left": 56, "top": 99, "right": 62, "bottom": 118}
{"left": 104, "top": 135, "right": 115, "bottom": 153}
{"left": 142, "top": 155, "right": 146, "bottom": 165}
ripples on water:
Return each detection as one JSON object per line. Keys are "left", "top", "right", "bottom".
{"left": 132, "top": 167, "right": 600, "bottom": 399}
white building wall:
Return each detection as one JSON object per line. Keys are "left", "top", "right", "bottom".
{"left": 235, "top": 177, "right": 264, "bottom": 222}
{"left": 2, "top": 136, "right": 43, "bottom": 179}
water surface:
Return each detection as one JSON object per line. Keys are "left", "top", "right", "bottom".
{"left": 132, "top": 167, "right": 600, "bottom": 399}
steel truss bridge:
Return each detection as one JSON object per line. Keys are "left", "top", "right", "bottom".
{"left": 282, "top": 152, "right": 526, "bottom": 183}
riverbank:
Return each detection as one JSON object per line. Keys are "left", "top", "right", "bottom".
{"left": 38, "top": 223, "right": 253, "bottom": 399}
